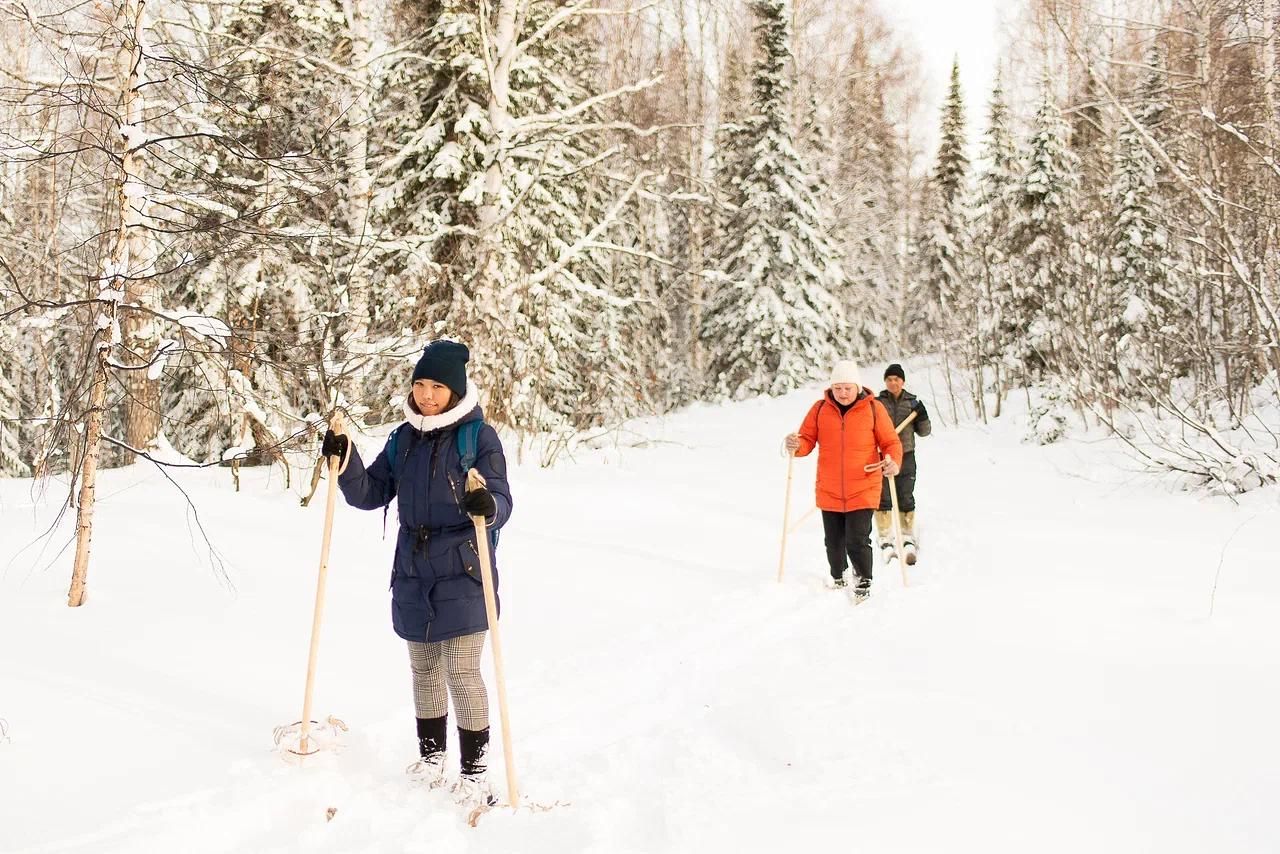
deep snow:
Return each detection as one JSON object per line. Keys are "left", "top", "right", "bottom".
{"left": 2, "top": 384, "right": 1278, "bottom": 853}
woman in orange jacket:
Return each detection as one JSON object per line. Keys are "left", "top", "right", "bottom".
{"left": 785, "top": 360, "right": 903, "bottom": 597}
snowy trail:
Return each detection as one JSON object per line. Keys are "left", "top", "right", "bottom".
{"left": 2, "top": 387, "right": 1278, "bottom": 853}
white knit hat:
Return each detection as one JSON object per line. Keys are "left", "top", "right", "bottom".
{"left": 830, "top": 359, "right": 861, "bottom": 386}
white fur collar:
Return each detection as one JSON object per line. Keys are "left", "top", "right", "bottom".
{"left": 402, "top": 383, "right": 480, "bottom": 432}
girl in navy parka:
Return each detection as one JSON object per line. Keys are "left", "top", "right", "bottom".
{"left": 321, "top": 340, "right": 512, "bottom": 804}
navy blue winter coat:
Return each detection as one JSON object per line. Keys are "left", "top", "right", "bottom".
{"left": 337, "top": 387, "right": 513, "bottom": 643}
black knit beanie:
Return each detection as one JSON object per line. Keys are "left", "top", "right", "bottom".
{"left": 412, "top": 341, "right": 469, "bottom": 398}
{"left": 884, "top": 363, "right": 906, "bottom": 380}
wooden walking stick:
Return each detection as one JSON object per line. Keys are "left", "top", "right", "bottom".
{"left": 466, "top": 468, "right": 519, "bottom": 809}
{"left": 777, "top": 451, "right": 796, "bottom": 583}
{"left": 886, "top": 410, "right": 916, "bottom": 587}
{"left": 290, "top": 411, "right": 352, "bottom": 755}
{"left": 887, "top": 474, "right": 909, "bottom": 587}
{"left": 861, "top": 409, "right": 918, "bottom": 587}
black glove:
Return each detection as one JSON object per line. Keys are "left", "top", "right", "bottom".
{"left": 321, "top": 430, "right": 349, "bottom": 460}
{"left": 911, "top": 400, "right": 929, "bottom": 422}
{"left": 463, "top": 486, "right": 497, "bottom": 518}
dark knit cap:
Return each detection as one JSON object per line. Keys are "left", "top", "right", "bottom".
{"left": 884, "top": 363, "right": 906, "bottom": 380}
{"left": 412, "top": 340, "right": 470, "bottom": 398}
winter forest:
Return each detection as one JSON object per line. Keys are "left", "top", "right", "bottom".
{"left": 3, "top": 0, "right": 1280, "bottom": 525}
{"left": 4, "top": 2, "right": 1280, "bottom": 850}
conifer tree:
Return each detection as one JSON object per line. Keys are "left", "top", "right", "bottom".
{"left": 1005, "top": 83, "right": 1081, "bottom": 377}
{"left": 373, "top": 1, "right": 639, "bottom": 435}
{"left": 1105, "top": 49, "right": 1183, "bottom": 395}
{"left": 912, "top": 58, "right": 970, "bottom": 350}
{"left": 163, "top": 0, "right": 351, "bottom": 462}
{"left": 972, "top": 71, "right": 1021, "bottom": 406}
{"left": 701, "top": 0, "right": 845, "bottom": 399}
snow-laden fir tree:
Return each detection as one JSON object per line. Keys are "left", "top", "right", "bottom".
{"left": 701, "top": 0, "right": 845, "bottom": 399}
{"left": 163, "top": 0, "right": 352, "bottom": 463}
{"left": 972, "top": 71, "right": 1021, "bottom": 409}
{"left": 1004, "top": 82, "right": 1081, "bottom": 378}
{"left": 372, "top": 1, "right": 639, "bottom": 436}
{"left": 833, "top": 29, "right": 904, "bottom": 350}
{"left": 1104, "top": 48, "right": 1183, "bottom": 396}
{"left": 911, "top": 58, "right": 970, "bottom": 351}
{"left": 802, "top": 93, "right": 877, "bottom": 357}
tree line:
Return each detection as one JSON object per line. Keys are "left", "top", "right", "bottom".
{"left": 1, "top": 0, "right": 1275, "bottom": 498}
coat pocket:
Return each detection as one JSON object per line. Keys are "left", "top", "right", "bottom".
{"left": 458, "top": 540, "right": 484, "bottom": 585}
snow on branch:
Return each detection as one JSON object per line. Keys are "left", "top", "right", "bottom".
{"left": 528, "top": 171, "right": 651, "bottom": 287}
{"left": 154, "top": 308, "right": 232, "bottom": 346}
{"left": 513, "top": 1, "right": 660, "bottom": 60}
{"left": 514, "top": 76, "right": 663, "bottom": 133}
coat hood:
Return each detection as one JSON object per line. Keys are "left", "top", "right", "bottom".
{"left": 402, "top": 382, "right": 480, "bottom": 433}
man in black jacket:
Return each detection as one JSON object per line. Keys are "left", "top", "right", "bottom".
{"left": 875, "top": 363, "right": 931, "bottom": 564}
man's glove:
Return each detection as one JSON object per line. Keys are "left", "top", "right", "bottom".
{"left": 881, "top": 456, "right": 901, "bottom": 477}
{"left": 463, "top": 487, "right": 497, "bottom": 518}
{"left": 911, "top": 400, "right": 930, "bottom": 422}
{"left": 321, "top": 430, "right": 349, "bottom": 460}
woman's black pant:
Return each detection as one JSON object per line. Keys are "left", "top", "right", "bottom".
{"left": 821, "top": 509, "right": 874, "bottom": 581}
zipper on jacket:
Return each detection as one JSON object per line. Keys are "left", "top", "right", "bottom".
{"left": 839, "top": 403, "right": 848, "bottom": 513}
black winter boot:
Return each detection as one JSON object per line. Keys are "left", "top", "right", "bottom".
{"left": 417, "top": 715, "right": 447, "bottom": 759}
{"left": 456, "top": 726, "right": 496, "bottom": 806}
{"left": 408, "top": 716, "right": 448, "bottom": 785}
{"left": 458, "top": 726, "right": 489, "bottom": 778}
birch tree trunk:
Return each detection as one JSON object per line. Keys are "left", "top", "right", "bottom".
{"left": 114, "top": 0, "right": 160, "bottom": 455}
{"left": 477, "top": 0, "right": 520, "bottom": 304}
{"left": 68, "top": 0, "right": 154, "bottom": 605}
{"left": 68, "top": 346, "right": 109, "bottom": 607}
{"left": 468, "top": 0, "right": 524, "bottom": 424}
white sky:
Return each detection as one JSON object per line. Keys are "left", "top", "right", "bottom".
{"left": 875, "top": 0, "right": 1013, "bottom": 162}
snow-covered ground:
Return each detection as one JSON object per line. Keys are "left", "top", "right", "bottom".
{"left": 2, "top": 383, "right": 1278, "bottom": 853}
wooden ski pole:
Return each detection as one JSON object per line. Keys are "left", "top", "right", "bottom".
{"left": 777, "top": 452, "right": 796, "bottom": 583}
{"left": 298, "top": 412, "right": 350, "bottom": 754}
{"left": 466, "top": 468, "right": 519, "bottom": 808}
{"left": 890, "top": 409, "right": 917, "bottom": 587}
{"left": 887, "top": 474, "right": 908, "bottom": 587}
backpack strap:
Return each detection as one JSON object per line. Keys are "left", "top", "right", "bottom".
{"left": 456, "top": 419, "right": 499, "bottom": 548}
{"left": 456, "top": 420, "right": 483, "bottom": 474}
{"left": 385, "top": 423, "right": 407, "bottom": 479}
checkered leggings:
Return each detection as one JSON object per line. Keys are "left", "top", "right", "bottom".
{"left": 407, "top": 632, "right": 488, "bottom": 730}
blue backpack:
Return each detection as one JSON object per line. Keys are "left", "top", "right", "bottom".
{"left": 385, "top": 419, "right": 484, "bottom": 480}
{"left": 384, "top": 419, "right": 498, "bottom": 545}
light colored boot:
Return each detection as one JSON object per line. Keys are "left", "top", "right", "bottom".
{"left": 874, "top": 510, "right": 894, "bottom": 544}
{"left": 901, "top": 511, "right": 917, "bottom": 565}
{"left": 874, "top": 510, "right": 895, "bottom": 562}
{"left": 406, "top": 753, "right": 447, "bottom": 788}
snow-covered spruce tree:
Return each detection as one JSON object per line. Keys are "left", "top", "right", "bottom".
{"left": 374, "top": 1, "right": 653, "bottom": 436}
{"left": 162, "top": 0, "right": 351, "bottom": 464}
{"left": 832, "top": 34, "right": 906, "bottom": 353}
{"left": 911, "top": 58, "right": 970, "bottom": 352}
{"left": 1004, "top": 83, "right": 1081, "bottom": 379}
{"left": 701, "top": 0, "right": 845, "bottom": 399}
{"left": 972, "top": 71, "right": 1021, "bottom": 413}
{"left": 506, "top": 1, "right": 632, "bottom": 432}
{"left": 801, "top": 94, "right": 877, "bottom": 358}
{"left": 1103, "top": 48, "right": 1185, "bottom": 399}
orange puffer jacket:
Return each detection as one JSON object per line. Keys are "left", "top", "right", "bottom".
{"left": 795, "top": 389, "right": 903, "bottom": 512}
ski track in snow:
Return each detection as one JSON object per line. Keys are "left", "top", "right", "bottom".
{"left": 2, "top": 386, "right": 1278, "bottom": 853}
